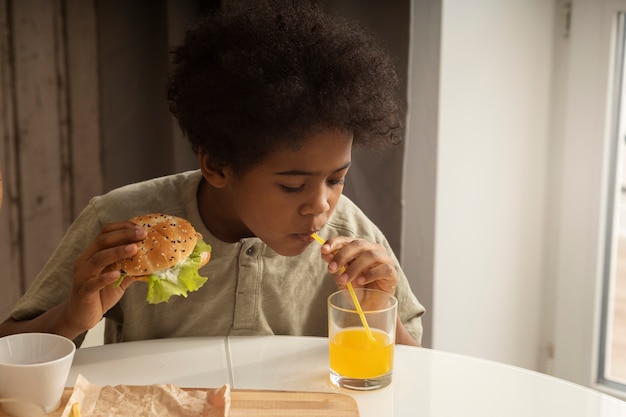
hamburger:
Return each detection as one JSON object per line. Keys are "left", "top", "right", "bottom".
{"left": 113, "top": 213, "right": 211, "bottom": 304}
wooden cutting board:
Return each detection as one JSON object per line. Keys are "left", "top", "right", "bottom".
{"left": 229, "top": 389, "right": 359, "bottom": 416}
{"left": 31, "top": 387, "right": 360, "bottom": 417}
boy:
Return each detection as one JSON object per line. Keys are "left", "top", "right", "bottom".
{"left": 0, "top": 2, "right": 424, "bottom": 346}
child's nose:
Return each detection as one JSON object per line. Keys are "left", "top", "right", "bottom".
{"left": 301, "top": 188, "right": 331, "bottom": 216}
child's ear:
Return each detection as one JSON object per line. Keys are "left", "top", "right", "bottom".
{"left": 198, "top": 151, "right": 228, "bottom": 188}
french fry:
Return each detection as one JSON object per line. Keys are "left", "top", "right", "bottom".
{"left": 71, "top": 402, "right": 81, "bottom": 417}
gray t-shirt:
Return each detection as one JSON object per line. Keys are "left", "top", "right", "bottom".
{"left": 11, "top": 170, "right": 425, "bottom": 345}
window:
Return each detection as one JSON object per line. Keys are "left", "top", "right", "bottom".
{"left": 599, "top": 9, "right": 626, "bottom": 393}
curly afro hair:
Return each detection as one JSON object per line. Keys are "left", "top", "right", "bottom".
{"left": 168, "top": 0, "right": 403, "bottom": 175}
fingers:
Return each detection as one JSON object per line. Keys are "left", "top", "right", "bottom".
{"left": 61, "top": 222, "right": 149, "bottom": 335}
{"left": 79, "top": 268, "right": 123, "bottom": 293}
{"left": 72, "top": 222, "right": 148, "bottom": 300}
{"left": 75, "top": 222, "right": 147, "bottom": 277}
{"left": 320, "top": 237, "right": 398, "bottom": 293}
{"left": 83, "top": 242, "right": 139, "bottom": 277}
{"left": 80, "top": 221, "right": 146, "bottom": 261}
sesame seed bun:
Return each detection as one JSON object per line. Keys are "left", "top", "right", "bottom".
{"left": 116, "top": 213, "right": 210, "bottom": 279}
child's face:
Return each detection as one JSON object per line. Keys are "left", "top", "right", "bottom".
{"left": 225, "top": 129, "right": 352, "bottom": 256}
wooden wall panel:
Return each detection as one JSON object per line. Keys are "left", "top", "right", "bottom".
{"left": 65, "top": 0, "right": 102, "bottom": 214}
{"left": 0, "top": 0, "right": 24, "bottom": 318}
{"left": 12, "top": 0, "right": 70, "bottom": 287}
{"left": 0, "top": 0, "right": 100, "bottom": 320}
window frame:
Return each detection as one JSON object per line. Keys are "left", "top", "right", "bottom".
{"left": 552, "top": 0, "right": 626, "bottom": 400}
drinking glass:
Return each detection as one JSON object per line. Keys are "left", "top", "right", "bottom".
{"left": 328, "top": 288, "right": 397, "bottom": 390}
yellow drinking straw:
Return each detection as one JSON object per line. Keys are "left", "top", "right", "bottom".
{"left": 311, "top": 233, "right": 375, "bottom": 342}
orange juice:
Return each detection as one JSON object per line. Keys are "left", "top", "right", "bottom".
{"left": 329, "top": 327, "right": 394, "bottom": 379}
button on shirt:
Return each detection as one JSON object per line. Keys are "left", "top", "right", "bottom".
{"left": 234, "top": 240, "right": 261, "bottom": 330}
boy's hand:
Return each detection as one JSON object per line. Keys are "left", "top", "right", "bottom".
{"left": 319, "top": 236, "right": 398, "bottom": 295}
{"left": 61, "top": 221, "right": 147, "bottom": 336}
{"left": 319, "top": 236, "right": 420, "bottom": 346}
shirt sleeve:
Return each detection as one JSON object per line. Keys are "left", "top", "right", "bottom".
{"left": 395, "top": 268, "right": 425, "bottom": 343}
{"left": 10, "top": 202, "right": 103, "bottom": 321}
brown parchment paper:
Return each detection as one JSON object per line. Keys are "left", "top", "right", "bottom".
{"left": 60, "top": 375, "right": 230, "bottom": 417}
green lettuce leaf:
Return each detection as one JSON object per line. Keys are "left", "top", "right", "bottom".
{"left": 145, "top": 239, "right": 212, "bottom": 304}
{"left": 112, "top": 239, "right": 212, "bottom": 303}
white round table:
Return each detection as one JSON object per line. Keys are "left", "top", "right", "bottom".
{"left": 66, "top": 336, "right": 626, "bottom": 417}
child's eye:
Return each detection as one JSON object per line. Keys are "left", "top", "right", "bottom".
{"left": 280, "top": 184, "right": 305, "bottom": 193}
{"left": 279, "top": 178, "right": 344, "bottom": 193}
